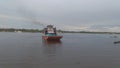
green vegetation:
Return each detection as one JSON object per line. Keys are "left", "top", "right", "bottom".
{"left": 0, "top": 28, "right": 120, "bottom": 34}
{"left": 0, "top": 28, "right": 42, "bottom": 33}
{"left": 58, "top": 30, "right": 120, "bottom": 34}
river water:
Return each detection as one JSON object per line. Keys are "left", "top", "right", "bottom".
{"left": 0, "top": 32, "right": 120, "bottom": 68}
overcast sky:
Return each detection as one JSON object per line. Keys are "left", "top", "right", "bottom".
{"left": 0, "top": 0, "right": 120, "bottom": 32}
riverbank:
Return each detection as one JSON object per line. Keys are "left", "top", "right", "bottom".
{"left": 0, "top": 28, "right": 42, "bottom": 33}
{"left": 0, "top": 28, "right": 120, "bottom": 34}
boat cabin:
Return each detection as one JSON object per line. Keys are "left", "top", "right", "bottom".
{"left": 43, "top": 25, "right": 57, "bottom": 36}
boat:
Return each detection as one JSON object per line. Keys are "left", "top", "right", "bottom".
{"left": 43, "top": 39, "right": 62, "bottom": 45}
{"left": 42, "top": 25, "right": 63, "bottom": 41}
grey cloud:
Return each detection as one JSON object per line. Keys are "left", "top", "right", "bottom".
{"left": 0, "top": 0, "right": 120, "bottom": 31}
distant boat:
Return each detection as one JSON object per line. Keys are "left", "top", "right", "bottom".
{"left": 15, "top": 31, "right": 22, "bottom": 33}
{"left": 42, "top": 25, "right": 63, "bottom": 41}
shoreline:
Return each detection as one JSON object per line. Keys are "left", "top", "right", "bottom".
{"left": 0, "top": 28, "right": 120, "bottom": 34}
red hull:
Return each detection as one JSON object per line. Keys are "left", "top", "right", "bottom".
{"left": 42, "top": 36, "right": 62, "bottom": 41}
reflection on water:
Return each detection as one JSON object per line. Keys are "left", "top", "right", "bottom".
{"left": 42, "top": 40, "right": 62, "bottom": 45}
{"left": 42, "top": 40, "right": 63, "bottom": 57}
{"left": 0, "top": 33, "right": 120, "bottom": 68}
